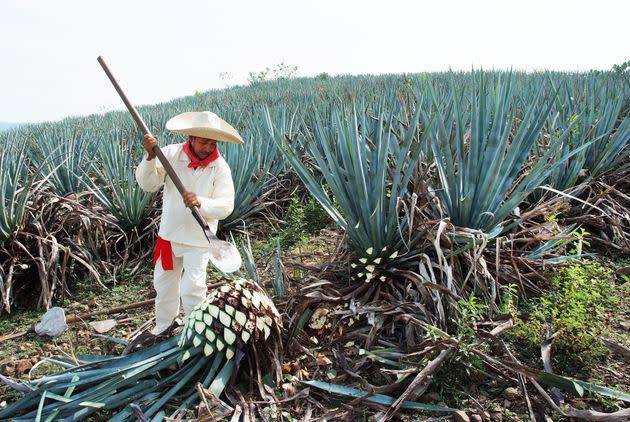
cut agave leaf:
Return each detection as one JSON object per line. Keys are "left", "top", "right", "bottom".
{"left": 219, "top": 310, "right": 232, "bottom": 327}
{"left": 225, "top": 347, "right": 235, "bottom": 360}
{"left": 208, "top": 360, "right": 234, "bottom": 398}
{"left": 537, "top": 372, "right": 630, "bottom": 402}
{"left": 251, "top": 292, "right": 261, "bottom": 309}
{"left": 302, "top": 380, "right": 457, "bottom": 412}
{"left": 234, "top": 311, "right": 247, "bottom": 326}
{"left": 216, "top": 338, "right": 225, "bottom": 351}
{"left": 204, "top": 343, "right": 214, "bottom": 357}
{"left": 205, "top": 329, "right": 216, "bottom": 342}
{"left": 572, "top": 379, "right": 630, "bottom": 403}
{"left": 224, "top": 328, "right": 236, "bottom": 345}
{"left": 208, "top": 304, "right": 220, "bottom": 318}
{"left": 536, "top": 372, "right": 584, "bottom": 397}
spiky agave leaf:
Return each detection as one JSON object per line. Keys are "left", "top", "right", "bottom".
{"left": 0, "top": 278, "right": 281, "bottom": 421}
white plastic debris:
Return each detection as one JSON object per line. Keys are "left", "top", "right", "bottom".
{"left": 34, "top": 307, "right": 67, "bottom": 337}
{"left": 89, "top": 319, "right": 117, "bottom": 334}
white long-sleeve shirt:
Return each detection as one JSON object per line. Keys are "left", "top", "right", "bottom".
{"left": 135, "top": 143, "right": 235, "bottom": 247}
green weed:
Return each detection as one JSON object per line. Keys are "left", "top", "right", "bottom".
{"left": 508, "top": 261, "right": 618, "bottom": 373}
{"left": 254, "top": 195, "right": 332, "bottom": 255}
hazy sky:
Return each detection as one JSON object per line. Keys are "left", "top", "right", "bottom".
{"left": 1, "top": 0, "right": 628, "bottom": 123}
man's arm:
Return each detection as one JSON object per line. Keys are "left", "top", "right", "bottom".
{"left": 135, "top": 134, "right": 167, "bottom": 192}
{"left": 197, "top": 162, "right": 235, "bottom": 220}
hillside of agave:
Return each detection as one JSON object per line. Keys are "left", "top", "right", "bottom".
{"left": 0, "top": 69, "right": 629, "bottom": 418}
{"left": 1, "top": 70, "right": 628, "bottom": 314}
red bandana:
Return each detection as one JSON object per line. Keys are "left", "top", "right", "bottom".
{"left": 153, "top": 236, "right": 173, "bottom": 270}
{"left": 182, "top": 139, "right": 220, "bottom": 168}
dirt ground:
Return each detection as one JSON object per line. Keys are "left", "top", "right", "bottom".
{"left": 1, "top": 230, "right": 629, "bottom": 421}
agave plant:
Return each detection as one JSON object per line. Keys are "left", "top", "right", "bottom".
{"left": 425, "top": 72, "right": 593, "bottom": 232}
{"left": 581, "top": 79, "right": 630, "bottom": 176}
{"left": 85, "top": 130, "right": 153, "bottom": 231}
{"left": 0, "top": 278, "right": 281, "bottom": 421}
{"left": 528, "top": 111, "right": 590, "bottom": 203}
{"left": 28, "top": 127, "right": 96, "bottom": 196}
{"left": 0, "top": 138, "right": 35, "bottom": 244}
{"left": 527, "top": 76, "right": 630, "bottom": 202}
{"left": 0, "top": 138, "right": 39, "bottom": 313}
{"left": 273, "top": 102, "right": 429, "bottom": 282}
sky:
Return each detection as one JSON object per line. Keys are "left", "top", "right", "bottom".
{"left": 1, "top": 0, "right": 628, "bottom": 123}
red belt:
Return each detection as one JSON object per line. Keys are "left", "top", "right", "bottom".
{"left": 153, "top": 236, "right": 173, "bottom": 270}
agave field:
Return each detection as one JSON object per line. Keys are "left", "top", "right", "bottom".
{"left": 0, "top": 70, "right": 629, "bottom": 420}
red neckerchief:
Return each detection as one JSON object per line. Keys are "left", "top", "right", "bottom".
{"left": 153, "top": 236, "right": 173, "bottom": 270}
{"left": 182, "top": 139, "right": 220, "bottom": 168}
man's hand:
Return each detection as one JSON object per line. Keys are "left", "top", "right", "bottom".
{"left": 143, "top": 134, "right": 158, "bottom": 160}
{"left": 182, "top": 192, "right": 201, "bottom": 209}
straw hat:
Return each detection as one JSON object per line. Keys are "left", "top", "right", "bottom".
{"left": 166, "top": 111, "right": 244, "bottom": 144}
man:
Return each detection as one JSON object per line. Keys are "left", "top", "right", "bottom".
{"left": 135, "top": 111, "right": 243, "bottom": 335}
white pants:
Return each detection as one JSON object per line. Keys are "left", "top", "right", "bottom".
{"left": 153, "top": 242, "right": 210, "bottom": 334}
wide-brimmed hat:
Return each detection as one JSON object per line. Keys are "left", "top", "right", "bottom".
{"left": 166, "top": 111, "right": 244, "bottom": 144}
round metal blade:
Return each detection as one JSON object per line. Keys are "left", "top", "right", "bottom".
{"left": 208, "top": 240, "right": 242, "bottom": 273}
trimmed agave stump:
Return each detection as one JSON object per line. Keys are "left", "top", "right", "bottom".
{"left": 0, "top": 278, "right": 282, "bottom": 421}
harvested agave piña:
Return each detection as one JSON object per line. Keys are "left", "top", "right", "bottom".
{"left": 178, "top": 277, "right": 280, "bottom": 363}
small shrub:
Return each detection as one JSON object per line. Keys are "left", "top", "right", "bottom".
{"left": 303, "top": 196, "right": 332, "bottom": 233}
{"left": 279, "top": 196, "right": 308, "bottom": 247}
{"left": 270, "top": 195, "right": 332, "bottom": 250}
{"left": 248, "top": 62, "right": 299, "bottom": 84}
{"left": 508, "top": 262, "right": 618, "bottom": 372}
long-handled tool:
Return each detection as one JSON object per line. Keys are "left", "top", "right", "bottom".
{"left": 97, "top": 56, "right": 241, "bottom": 273}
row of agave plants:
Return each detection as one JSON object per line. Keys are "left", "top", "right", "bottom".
{"left": 0, "top": 70, "right": 628, "bottom": 320}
